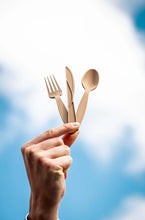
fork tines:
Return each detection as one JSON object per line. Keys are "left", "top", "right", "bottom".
{"left": 44, "top": 75, "right": 62, "bottom": 98}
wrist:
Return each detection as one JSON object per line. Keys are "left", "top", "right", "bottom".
{"left": 29, "top": 194, "right": 59, "bottom": 220}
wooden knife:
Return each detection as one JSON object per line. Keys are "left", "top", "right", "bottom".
{"left": 66, "top": 66, "right": 76, "bottom": 122}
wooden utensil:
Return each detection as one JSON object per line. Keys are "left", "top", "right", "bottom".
{"left": 66, "top": 66, "right": 76, "bottom": 122}
{"left": 44, "top": 75, "right": 68, "bottom": 123}
{"left": 76, "top": 69, "right": 99, "bottom": 124}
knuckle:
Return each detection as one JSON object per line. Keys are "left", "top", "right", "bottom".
{"left": 56, "top": 137, "right": 63, "bottom": 145}
{"left": 62, "top": 124, "right": 70, "bottom": 130}
{"left": 45, "top": 128, "right": 54, "bottom": 137}
{"left": 36, "top": 154, "right": 52, "bottom": 168}
{"left": 63, "top": 145, "right": 70, "bottom": 155}
{"left": 43, "top": 158, "right": 55, "bottom": 170}
{"left": 47, "top": 159, "right": 55, "bottom": 168}
{"left": 36, "top": 154, "right": 44, "bottom": 164}
{"left": 21, "top": 145, "right": 25, "bottom": 154}
{"left": 21, "top": 143, "right": 29, "bottom": 154}
{"left": 25, "top": 145, "right": 36, "bottom": 158}
{"left": 68, "top": 156, "right": 73, "bottom": 165}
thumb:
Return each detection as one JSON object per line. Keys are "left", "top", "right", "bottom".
{"left": 62, "top": 129, "right": 80, "bottom": 147}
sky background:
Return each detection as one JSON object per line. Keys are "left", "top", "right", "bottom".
{"left": 0, "top": 0, "right": 145, "bottom": 219}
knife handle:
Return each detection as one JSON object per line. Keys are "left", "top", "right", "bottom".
{"left": 76, "top": 91, "right": 89, "bottom": 124}
{"left": 55, "top": 96, "right": 68, "bottom": 123}
{"left": 68, "top": 100, "right": 76, "bottom": 123}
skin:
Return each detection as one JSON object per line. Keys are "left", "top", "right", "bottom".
{"left": 21, "top": 122, "right": 80, "bottom": 220}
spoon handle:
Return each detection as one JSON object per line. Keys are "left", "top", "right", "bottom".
{"left": 76, "top": 90, "right": 89, "bottom": 124}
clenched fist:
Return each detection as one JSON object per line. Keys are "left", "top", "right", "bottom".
{"left": 21, "top": 123, "right": 80, "bottom": 220}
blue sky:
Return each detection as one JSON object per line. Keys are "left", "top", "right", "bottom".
{"left": 134, "top": 7, "right": 145, "bottom": 31}
{"left": 0, "top": 1, "right": 145, "bottom": 220}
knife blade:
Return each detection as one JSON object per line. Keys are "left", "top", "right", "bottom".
{"left": 66, "top": 66, "right": 76, "bottom": 123}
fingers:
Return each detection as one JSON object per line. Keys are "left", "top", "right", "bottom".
{"left": 21, "top": 123, "right": 80, "bottom": 185}
{"left": 23, "top": 123, "right": 80, "bottom": 148}
{"left": 24, "top": 144, "right": 72, "bottom": 177}
{"left": 34, "top": 137, "right": 64, "bottom": 150}
{"left": 53, "top": 156, "right": 73, "bottom": 171}
{"left": 34, "top": 145, "right": 70, "bottom": 159}
{"left": 62, "top": 129, "right": 80, "bottom": 147}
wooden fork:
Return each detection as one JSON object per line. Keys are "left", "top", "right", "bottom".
{"left": 44, "top": 75, "right": 68, "bottom": 123}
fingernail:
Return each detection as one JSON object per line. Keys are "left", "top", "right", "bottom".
{"left": 71, "top": 122, "right": 80, "bottom": 127}
{"left": 69, "top": 128, "right": 80, "bottom": 135}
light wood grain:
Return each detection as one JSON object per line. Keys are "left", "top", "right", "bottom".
{"left": 44, "top": 75, "right": 68, "bottom": 123}
{"left": 66, "top": 67, "right": 76, "bottom": 123}
{"left": 76, "top": 69, "right": 99, "bottom": 124}
{"left": 55, "top": 96, "right": 68, "bottom": 123}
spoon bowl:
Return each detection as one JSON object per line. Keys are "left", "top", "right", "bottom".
{"left": 76, "top": 69, "right": 99, "bottom": 124}
{"left": 82, "top": 69, "right": 99, "bottom": 92}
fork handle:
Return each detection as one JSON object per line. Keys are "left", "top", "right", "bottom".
{"left": 55, "top": 96, "right": 68, "bottom": 123}
{"left": 76, "top": 90, "right": 89, "bottom": 124}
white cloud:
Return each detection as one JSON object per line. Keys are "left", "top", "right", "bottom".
{"left": 105, "top": 196, "right": 145, "bottom": 220}
{"left": 0, "top": 0, "right": 145, "bottom": 173}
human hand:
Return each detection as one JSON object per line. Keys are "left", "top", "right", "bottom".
{"left": 21, "top": 123, "right": 80, "bottom": 220}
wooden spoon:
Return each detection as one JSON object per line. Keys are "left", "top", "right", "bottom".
{"left": 76, "top": 69, "right": 99, "bottom": 124}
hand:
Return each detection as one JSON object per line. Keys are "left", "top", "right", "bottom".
{"left": 21, "top": 123, "right": 80, "bottom": 220}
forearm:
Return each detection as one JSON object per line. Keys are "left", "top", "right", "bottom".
{"left": 29, "top": 194, "right": 59, "bottom": 220}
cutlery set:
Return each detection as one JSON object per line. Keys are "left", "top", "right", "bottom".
{"left": 44, "top": 67, "right": 99, "bottom": 125}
